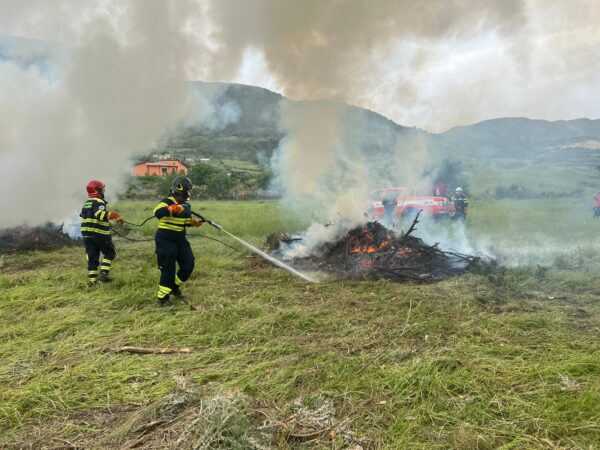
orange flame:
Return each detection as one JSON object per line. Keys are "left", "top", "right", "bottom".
{"left": 348, "top": 230, "right": 392, "bottom": 254}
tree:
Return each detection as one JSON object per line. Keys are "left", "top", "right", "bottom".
{"left": 254, "top": 167, "right": 273, "bottom": 190}
{"left": 188, "top": 164, "right": 223, "bottom": 186}
{"left": 206, "top": 172, "right": 234, "bottom": 199}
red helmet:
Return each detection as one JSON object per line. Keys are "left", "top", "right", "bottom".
{"left": 86, "top": 180, "right": 105, "bottom": 197}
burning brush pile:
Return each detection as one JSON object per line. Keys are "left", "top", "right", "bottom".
{"left": 266, "top": 218, "right": 477, "bottom": 282}
{"left": 0, "top": 223, "right": 77, "bottom": 253}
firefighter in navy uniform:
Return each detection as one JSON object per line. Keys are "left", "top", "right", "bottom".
{"left": 80, "top": 180, "right": 124, "bottom": 286}
{"left": 153, "top": 177, "right": 203, "bottom": 307}
{"left": 452, "top": 187, "right": 469, "bottom": 221}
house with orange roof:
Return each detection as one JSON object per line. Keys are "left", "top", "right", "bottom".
{"left": 132, "top": 160, "right": 189, "bottom": 177}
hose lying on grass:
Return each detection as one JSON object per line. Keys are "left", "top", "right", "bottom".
{"left": 111, "top": 226, "right": 239, "bottom": 251}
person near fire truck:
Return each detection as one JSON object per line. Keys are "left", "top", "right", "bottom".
{"left": 381, "top": 190, "right": 398, "bottom": 230}
{"left": 452, "top": 187, "right": 469, "bottom": 221}
{"left": 80, "top": 180, "right": 124, "bottom": 286}
{"left": 153, "top": 177, "right": 204, "bottom": 307}
{"left": 594, "top": 192, "right": 600, "bottom": 218}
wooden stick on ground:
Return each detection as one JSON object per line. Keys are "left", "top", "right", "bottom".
{"left": 111, "top": 347, "right": 194, "bottom": 354}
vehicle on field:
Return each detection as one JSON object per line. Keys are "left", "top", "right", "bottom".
{"left": 366, "top": 187, "right": 451, "bottom": 222}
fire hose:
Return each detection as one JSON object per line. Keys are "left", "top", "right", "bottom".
{"left": 119, "top": 212, "right": 317, "bottom": 283}
{"left": 111, "top": 226, "right": 239, "bottom": 251}
{"left": 190, "top": 210, "right": 316, "bottom": 283}
{"left": 122, "top": 217, "right": 155, "bottom": 227}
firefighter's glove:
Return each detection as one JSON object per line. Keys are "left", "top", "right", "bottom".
{"left": 108, "top": 211, "right": 124, "bottom": 223}
{"left": 167, "top": 204, "right": 185, "bottom": 215}
{"left": 190, "top": 218, "right": 204, "bottom": 227}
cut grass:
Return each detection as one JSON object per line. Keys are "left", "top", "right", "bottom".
{"left": 0, "top": 199, "right": 599, "bottom": 448}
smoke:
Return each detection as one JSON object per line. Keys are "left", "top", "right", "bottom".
{"left": 202, "top": 0, "right": 528, "bottom": 250}
{"left": 207, "top": 0, "right": 525, "bottom": 104}
{"left": 205, "top": 0, "right": 599, "bottom": 131}
{"left": 181, "top": 83, "right": 241, "bottom": 130}
{"left": 0, "top": 0, "right": 200, "bottom": 228}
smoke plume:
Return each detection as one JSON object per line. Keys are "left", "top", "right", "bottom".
{"left": 0, "top": 0, "right": 198, "bottom": 228}
{"left": 203, "top": 0, "right": 529, "bottom": 243}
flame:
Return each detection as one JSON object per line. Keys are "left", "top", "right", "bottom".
{"left": 348, "top": 229, "right": 392, "bottom": 254}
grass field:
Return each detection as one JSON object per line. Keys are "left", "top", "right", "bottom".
{"left": 0, "top": 199, "right": 599, "bottom": 449}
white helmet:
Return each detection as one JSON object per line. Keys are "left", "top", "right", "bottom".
{"left": 456, "top": 187, "right": 463, "bottom": 192}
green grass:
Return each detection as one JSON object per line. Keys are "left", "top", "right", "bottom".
{"left": 467, "top": 198, "right": 600, "bottom": 266}
{"left": 219, "top": 159, "right": 263, "bottom": 173}
{"left": 467, "top": 158, "right": 600, "bottom": 197}
{"left": 1, "top": 200, "right": 599, "bottom": 448}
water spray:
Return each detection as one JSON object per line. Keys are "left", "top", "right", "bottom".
{"left": 191, "top": 211, "right": 317, "bottom": 283}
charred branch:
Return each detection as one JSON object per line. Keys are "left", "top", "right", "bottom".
{"left": 400, "top": 209, "right": 422, "bottom": 238}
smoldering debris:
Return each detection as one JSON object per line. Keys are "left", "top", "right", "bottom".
{"left": 0, "top": 223, "right": 77, "bottom": 252}
{"left": 266, "top": 221, "right": 478, "bottom": 282}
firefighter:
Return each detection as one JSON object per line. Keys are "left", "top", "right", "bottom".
{"left": 153, "top": 177, "right": 203, "bottom": 307}
{"left": 381, "top": 190, "right": 398, "bottom": 230}
{"left": 453, "top": 187, "right": 469, "bottom": 221}
{"left": 80, "top": 180, "right": 124, "bottom": 286}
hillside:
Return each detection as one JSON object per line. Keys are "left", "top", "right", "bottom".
{"left": 2, "top": 32, "right": 599, "bottom": 166}
{"left": 434, "top": 117, "right": 600, "bottom": 159}
{"left": 163, "top": 82, "right": 425, "bottom": 166}
{"left": 2, "top": 31, "right": 599, "bottom": 197}
{"left": 162, "top": 84, "right": 600, "bottom": 197}
{"left": 164, "top": 82, "right": 600, "bottom": 165}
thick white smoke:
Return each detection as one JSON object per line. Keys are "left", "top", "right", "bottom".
{"left": 0, "top": 1, "right": 198, "bottom": 228}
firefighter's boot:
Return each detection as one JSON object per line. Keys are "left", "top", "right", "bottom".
{"left": 98, "top": 259, "right": 113, "bottom": 282}
{"left": 87, "top": 269, "right": 99, "bottom": 288}
{"left": 158, "top": 295, "right": 172, "bottom": 307}
{"left": 172, "top": 286, "right": 184, "bottom": 299}
{"left": 99, "top": 271, "right": 113, "bottom": 283}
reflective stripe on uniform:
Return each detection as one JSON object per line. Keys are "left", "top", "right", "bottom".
{"left": 157, "top": 284, "right": 172, "bottom": 299}
{"left": 175, "top": 275, "right": 184, "bottom": 286}
{"left": 155, "top": 197, "right": 191, "bottom": 232}
{"left": 82, "top": 218, "right": 109, "bottom": 226}
{"left": 81, "top": 227, "right": 111, "bottom": 235}
{"left": 94, "top": 210, "right": 107, "bottom": 221}
{"left": 158, "top": 223, "right": 184, "bottom": 232}
{"left": 153, "top": 201, "right": 169, "bottom": 214}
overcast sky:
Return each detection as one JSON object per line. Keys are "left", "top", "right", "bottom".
{"left": 0, "top": 0, "right": 599, "bottom": 132}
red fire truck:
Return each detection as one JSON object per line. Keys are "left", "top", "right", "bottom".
{"left": 365, "top": 187, "right": 451, "bottom": 221}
